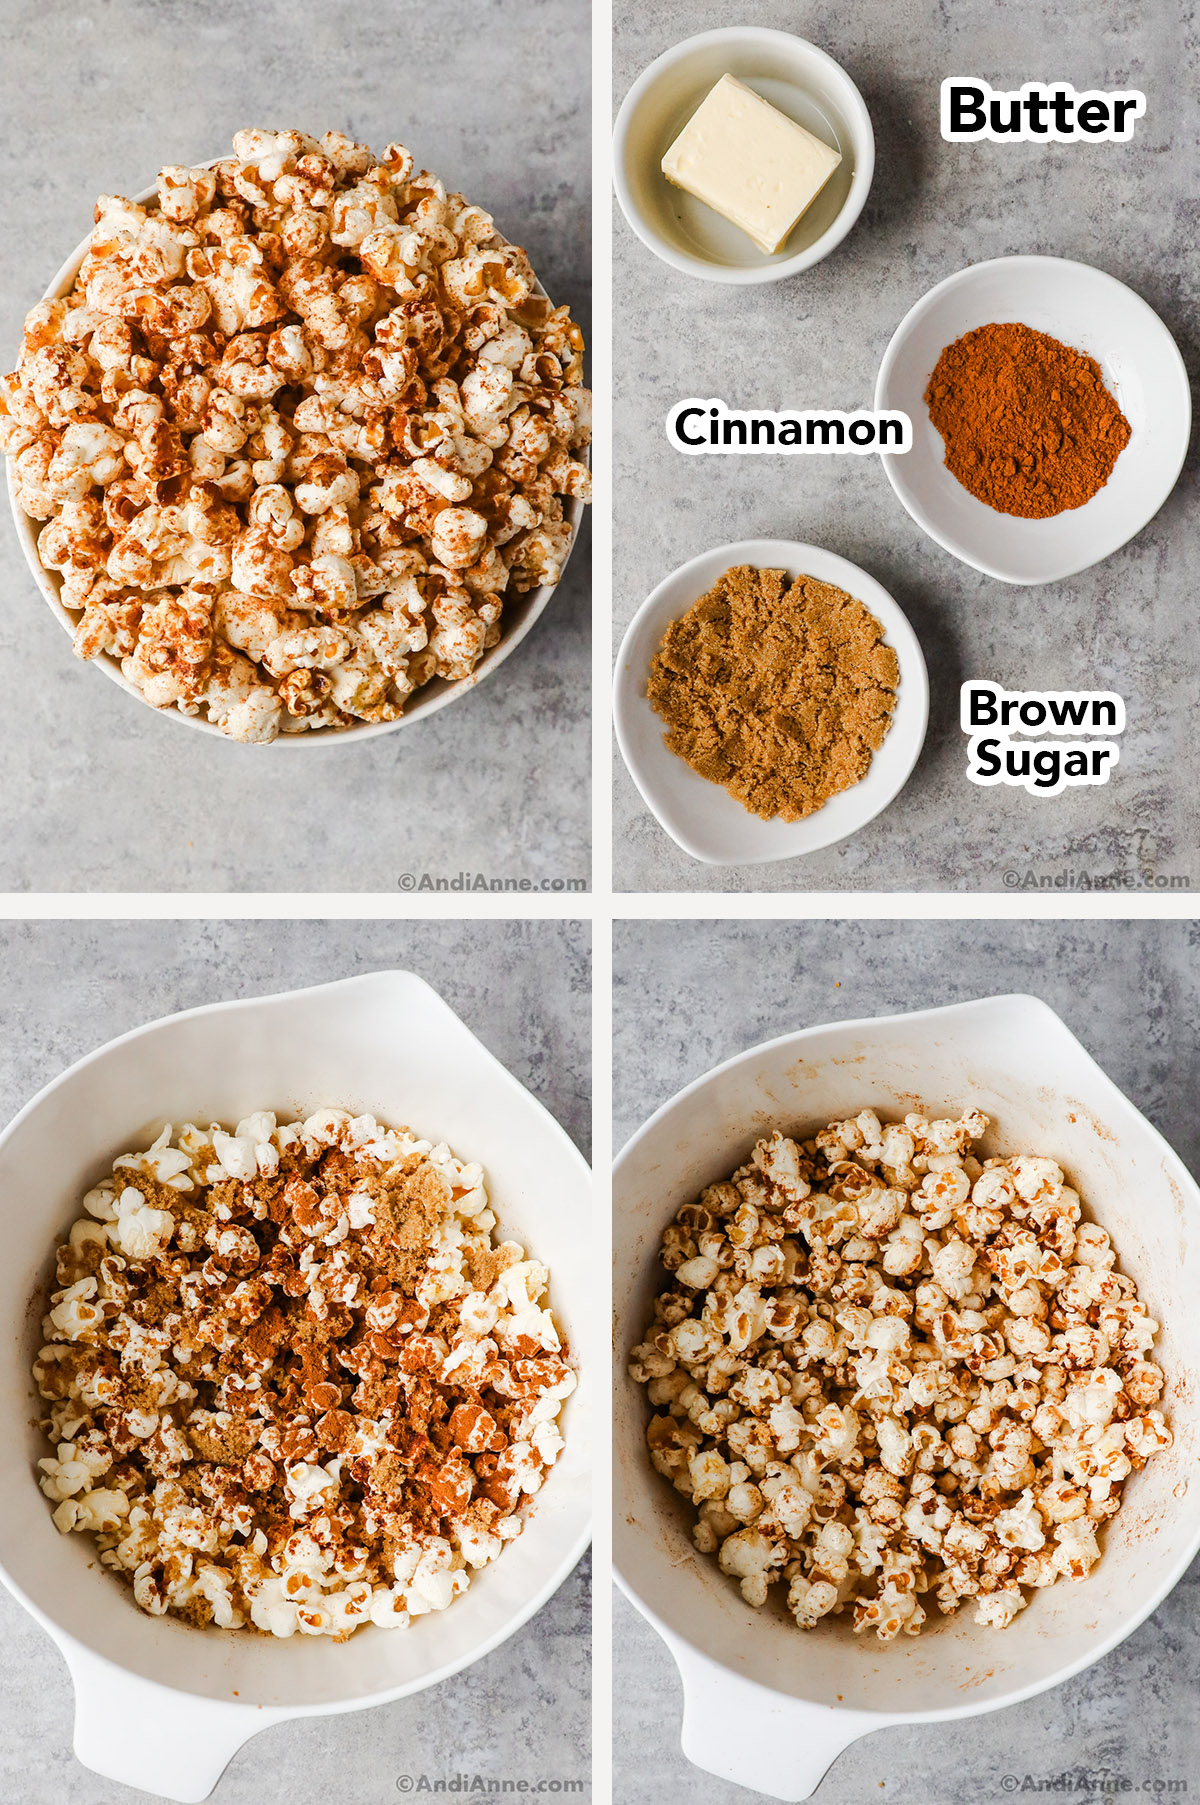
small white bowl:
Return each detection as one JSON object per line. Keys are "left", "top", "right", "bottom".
{"left": 875, "top": 255, "right": 1191, "bottom": 586}
{"left": 612, "top": 538, "right": 928, "bottom": 867}
{"left": 6, "top": 167, "right": 586, "bottom": 748}
{"left": 613, "top": 28, "right": 874, "bottom": 285}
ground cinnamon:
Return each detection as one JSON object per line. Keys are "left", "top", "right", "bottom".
{"left": 925, "top": 321, "right": 1130, "bottom": 518}
{"left": 646, "top": 564, "right": 899, "bottom": 822}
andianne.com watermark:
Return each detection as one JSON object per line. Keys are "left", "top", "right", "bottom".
{"left": 398, "top": 872, "right": 587, "bottom": 894}
{"left": 396, "top": 1776, "right": 585, "bottom": 1796}
{"left": 998, "top": 1770, "right": 1186, "bottom": 1795}
{"left": 1001, "top": 866, "right": 1191, "bottom": 893}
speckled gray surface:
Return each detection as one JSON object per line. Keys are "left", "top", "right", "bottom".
{"left": 613, "top": 917, "right": 1200, "bottom": 1801}
{"left": 612, "top": 2, "right": 1200, "bottom": 892}
{"left": 0, "top": 918, "right": 590, "bottom": 1803}
{"left": 0, "top": 0, "right": 590, "bottom": 893}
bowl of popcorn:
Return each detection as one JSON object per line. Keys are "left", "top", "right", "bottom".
{"left": 1, "top": 129, "right": 591, "bottom": 743}
{"left": 0, "top": 971, "right": 590, "bottom": 1800}
{"left": 614, "top": 995, "right": 1200, "bottom": 1800}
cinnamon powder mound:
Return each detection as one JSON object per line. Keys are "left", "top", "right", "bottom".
{"left": 925, "top": 322, "right": 1131, "bottom": 518}
{"left": 646, "top": 564, "right": 900, "bottom": 822}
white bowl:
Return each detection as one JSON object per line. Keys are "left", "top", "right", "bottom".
{"left": 614, "top": 995, "right": 1200, "bottom": 1799}
{"left": 613, "top": 27, "right": 874, "bottom": 284}
{"left": 6, "top": 169, "right": 586, "bottom": 747}
{"left": 0, "top": 971, "right": 591, "bottom": 1800}
{"left": 875, "top": 255, "right": 1191, "bottom": 585}
{"left": 612, "top": 538, "right": 929, "bottom": 866}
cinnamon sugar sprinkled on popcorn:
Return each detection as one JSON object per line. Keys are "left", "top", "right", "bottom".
{"left": 35, "top": 1110, "right": 573, "bottom": 1637}
{"left": 2, "top": 129, "right": 591, "bottom": 740}
{"left": 630, "top": 1110, "right": 1171, "bottom": 1641}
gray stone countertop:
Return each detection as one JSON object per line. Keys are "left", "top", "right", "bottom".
{"left": 0, "top": 917, "right": 590, "bottom": 1802}
{"left": 613, "top": 915, "right": 1200, "bottom": 1801}
{"left": 0, "top": 0, "right": 590, "bottom": 893}
{"left": 613, "top": 0, "right": 1199, "bottom": 892}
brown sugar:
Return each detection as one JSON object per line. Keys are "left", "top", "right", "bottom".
{"left": 465, "top": 1246, "right": 504, "bottom": 1292}
{"left": 646, "top": 564, "right": 900, "bottom": 822}
{"left": 187, "top": 1419, "right": 258, "bottom": 1465}
{"left": 924, "top": 321, "right": 1131, "bottom": 517}
{"left": 362, "top": 1161, "right": 448, "bottom": 1290}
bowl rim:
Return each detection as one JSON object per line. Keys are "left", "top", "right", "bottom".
{"left": 612, "top": 25, "right": 876, "bottom": 286}
{"left": 612, "top": 536, "right": 930, "bottom": 866}
{"left": 874, "top": 253, "right": 1192, "bottom": 586}
{"left": 612, "top": 991, "right": 1200, "bottom": 1725}
{"left": 5, "top": 161, "right": 587, "bottom": 748}
{"left": 0, "top": 970, "right": 592, "bottom": 1715}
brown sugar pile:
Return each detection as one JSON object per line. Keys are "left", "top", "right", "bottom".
{"left": 925, "top": 322, "right": 1131, "bottom": 518}
{"left": 646, "top": 565, "right": 900, "bottom": 822}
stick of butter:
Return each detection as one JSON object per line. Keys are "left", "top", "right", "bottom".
{"left": 661, "top": 73, "right": 843, "bottom": 255}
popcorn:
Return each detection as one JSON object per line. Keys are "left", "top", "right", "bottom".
{"left": 631, "top": 1110, "right": 1171, "bottom": 1641}
{"left": 4, "top": 130, "right": 590, "bottom": 740}
{"left": 113, "top": 1184, "right": 175, "bottom": 1259}
{"left": 34, "top": 1111, "right": 573, "bottom": 1639}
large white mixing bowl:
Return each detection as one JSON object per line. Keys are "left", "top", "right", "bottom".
{"left": 0, "top": 970, "right": 591, "bottom": 1799}
{"left": 614, "top": 994, "right": 1200, "bottom": 1799}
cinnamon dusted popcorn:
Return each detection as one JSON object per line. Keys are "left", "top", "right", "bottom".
{"left": 2, "top": 128, "right": 590, "bottom": 740}
{"left": 630, "top": 1110, "right": 1171, "bottom": 1641}
{"left": 34, "top": 1110, "right": 574, "bottom": 1637}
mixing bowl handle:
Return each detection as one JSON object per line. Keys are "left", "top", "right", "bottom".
{"left": 666, "top": 1633, "right": 881, "bottom": 1799}
{"left": 62, "top": 1637, "right": 286, "bottom": 1801}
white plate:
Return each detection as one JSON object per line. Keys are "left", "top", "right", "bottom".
{"left": 612, "top": 538, "right": 929, "bottom": 867}
{"left": 875, "top": 255, "right": 1190, "bottom": 585}
{"left": 6, "top": 166, "right": 586, "bottom": 747}
{"left": 612, "top": 27, "right": 874, "bottom": 285}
